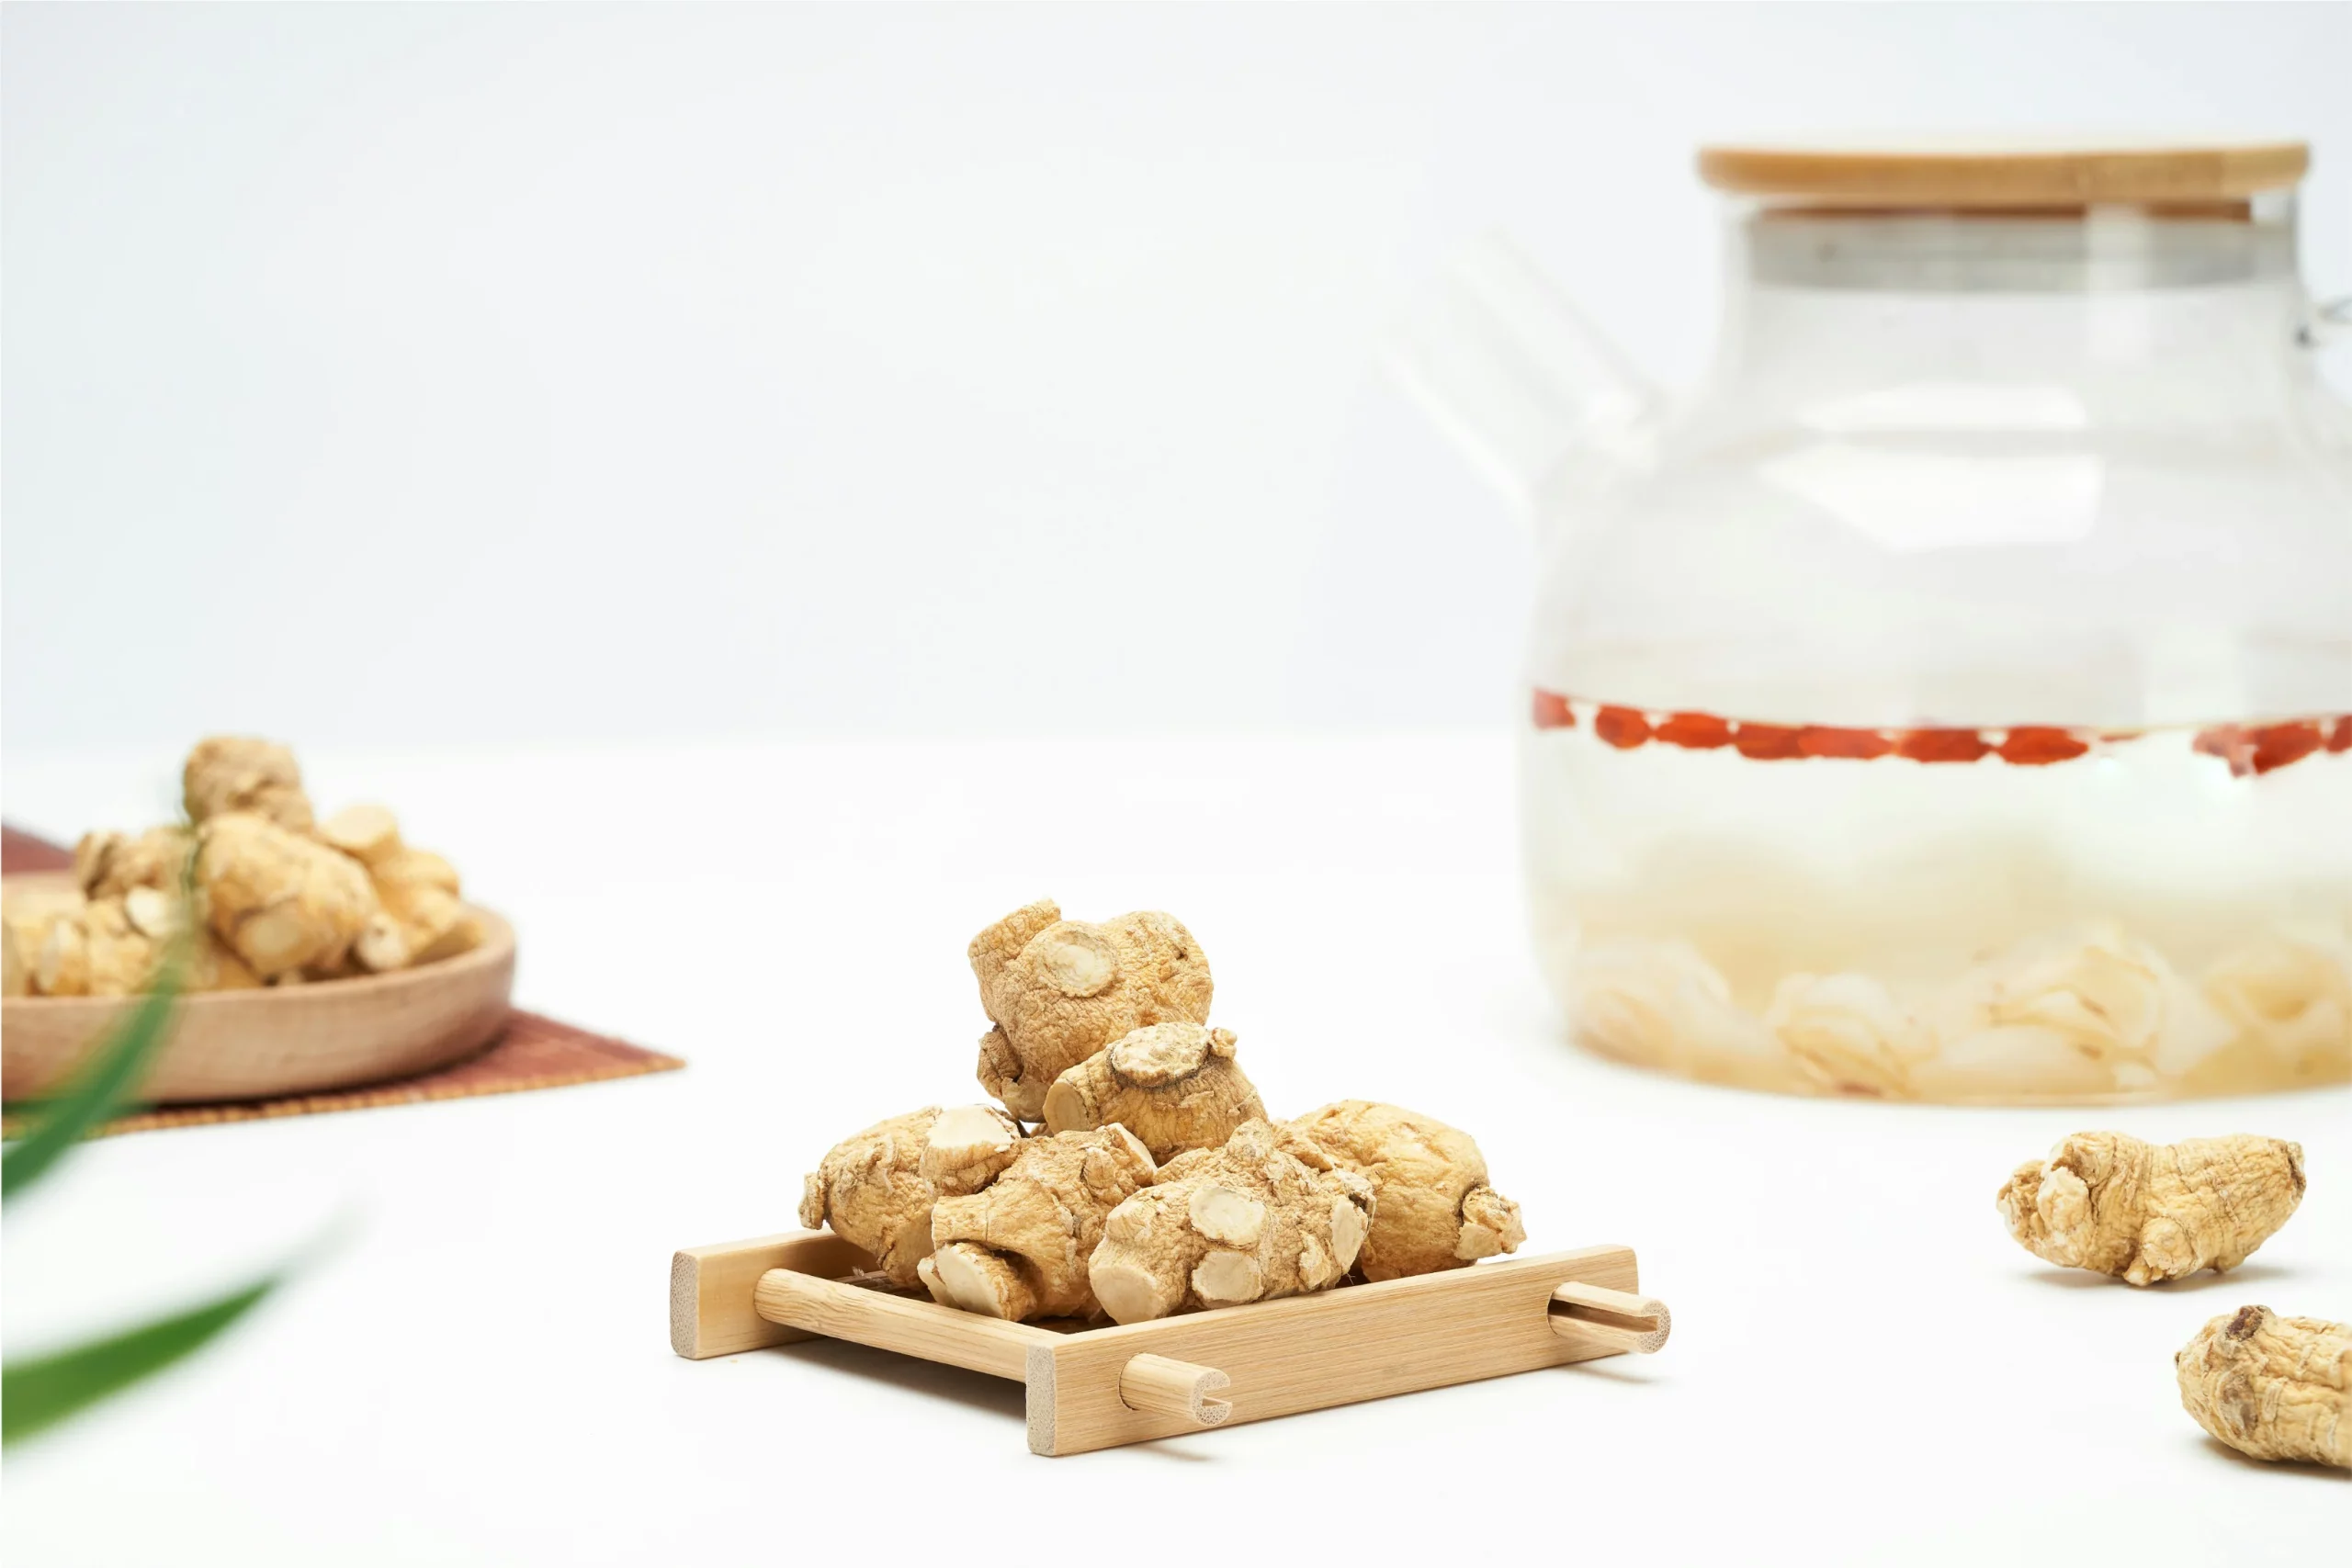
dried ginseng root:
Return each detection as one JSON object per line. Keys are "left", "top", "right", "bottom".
{"left": 919, "top": 1126, "right": 1158, "bottom": 1321}
{"left": 36, "top": 899, "right": 158, "bottom": 997}
{"left": 183, "top": 736, "right": 315, "bottom": 833}
{"left": 1287, "top": 1100, "right": 1526, "bottom": 1280}
{"left": 1041, "top": 1021, "right": 1265, "bottom": 1162}
{"left": 1997, "top": 1132, "right": 2306, "bottom": 1285}
{"left": 967, "top": 898, "right": 1214, "bottom": 1121}
{"left": 195, "top": 813, "right": 379, "bottom": 981}
{"left": 47, "top": 739, "right": 481, "bottom": 990}
{"left": 797, "top": 1105, "right": 1025, "bottom": 1286}
{"left": 1087, "top": 1119, "right": 1375, "bottom": 1323}
{"left": 3, "top": 883, "right": 85, "bottom": 998}
{"left": 74, "top": 825, "right": 193, "bottom": 899}
{"left": 352, "top": 826, "right": 481, "bottom": 972}
{"left": 2176, "top": 1305, "right": 2350, "bottom": 1469}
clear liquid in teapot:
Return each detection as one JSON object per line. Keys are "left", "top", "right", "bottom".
{"left": 1525, "top": 694, "right": 2350, "bottom": 1100}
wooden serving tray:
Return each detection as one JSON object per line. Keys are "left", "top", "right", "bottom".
{"left": 3, "top": 871, "right": 516, "bottom": 1104}
{"left": 671, "top": 1229, "right": 1671, "bottom": 1455}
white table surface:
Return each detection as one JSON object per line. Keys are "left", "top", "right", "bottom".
{"left": 3, "top": 737, "right": 2345, "bottom": 1562}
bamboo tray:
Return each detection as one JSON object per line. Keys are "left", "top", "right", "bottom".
{"left": 671, "top": 1228, "right": 1671, "bottom": 1455}
{"left": 2, "top": 871, "right": 516, "bottom": 1104}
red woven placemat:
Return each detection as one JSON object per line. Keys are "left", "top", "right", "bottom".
{"left": 3, "top": 824, "right": 683, "bottom": 1136}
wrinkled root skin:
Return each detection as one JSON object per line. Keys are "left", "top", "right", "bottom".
{"left": 1042, "top": 1021, "right": 1266, "bottom": 1162}
{"left": 372, "top": 874, "right": 474, "bottom": 966}
{"left": 183, "top": 736, "right": 315, "bottom": 833}
{"left": 919, "top": 1126, "right": 1156, "bottom": 1320}
{"left": 1287, "top": 1100, "right": 1527, "bottom": 1280}
{"left": 1998, "top": 1131, "right": 2306, "bottom": 1285}
{"left": 74, "top": 826, "right": 194, "bottom": 901}
{"left": 196, "top": 813, "right": 379, "bottom": 980}
{"left": 3, "top": 887, "right": 83, "bottom": 997}
{"left": 318, "top": 803, "right": 403, "bottom": 866}
{"left": 1086, "top": 1120, "right": 1374, "bottom": 1324}
{"left": 798, "top": 1107, "right": 949, "bottom": 1286}
{"left": 968, "top": 898, "right": 1214, "bottom": 1121}
{"left": 2177, "top": 1305, "right": 2350, "bottom": 1468}
{"left": 918, "top": 1104, "right": 1026, "bottom": 1196}
{"left": 37, "top": 899, "right": 159, "bottom": 996}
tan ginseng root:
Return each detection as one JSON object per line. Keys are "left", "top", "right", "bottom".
{"left": 123, "top": 886, "right": 265, "bottom": 990}
{"left": 317, "top": 803, "right": 402, "bottom": 866}
{"left": 196, "top": 813, "right": 378, "bottom": 981}
{"left": 38, "top": 899, "right": 161, "bottom": 996}
{"left": 16, "top": 886, "right": 258, "bottom": 996}
{"left": 920, "top": 1125, "right": 1158, "bottom": 1321}
{"left": 74, "top": 825, "right": 194, "bottom": 899}
{"left": 3, "top": 915, "right": 38, "bottom": 997}
{"left": 798, "top": 1105, "right": 1025, "bottom": 1286}
{"left": 1287, "top": 1100, "right": 1527, "bottom": 1280}
{"left": 1997, "top": 1131, "right": 2306, "bottom": 1285}
{"left": 116, "top": 886, "right": 262, "bottom": 991}
{"left": 4, "top": 883, "right": 87, "bottom": 997}
{"left": 35, "top": 899, "right": 149, "bottom": 996}
{"left": 351, "top": 832, "right": 481, "bottom": 973}
{"left": 183, "top": 736, "right": 315, "bottom": 832}
{"left": 2176, "top": 1305, "right": 2350, "bottom": 1468}
{"left": 969, "top": 898, "right": 1214, "bottom": 1122}
{"left": 1041, "top": 1021, "right": 1266, "bottom": 1162}
{"left": 1087, "top": 1119, "right": 1376, "bottom": 1324}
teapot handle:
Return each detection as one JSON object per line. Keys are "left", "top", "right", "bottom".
{"left": 1385, "top": 231, "right": 1660, "bottom": 519}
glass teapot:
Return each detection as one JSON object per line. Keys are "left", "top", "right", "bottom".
{"left": 1392, "top": 139, "right": 2352, "bottom": 1103}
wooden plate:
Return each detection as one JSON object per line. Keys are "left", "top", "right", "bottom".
{"left": 1, "top": 872, "right": 516, "bottom": 1104}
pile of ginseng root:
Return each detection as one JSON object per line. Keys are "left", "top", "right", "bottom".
{"left": 798, "top": 899, "right": 1526, "bottom": 1325}
{"left": 3, "top": 737, "right": 481, "bottom": 998}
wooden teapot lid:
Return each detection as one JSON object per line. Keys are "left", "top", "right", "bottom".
{"left": 1698, "top": 137, "right": 2309, "bottom": 206}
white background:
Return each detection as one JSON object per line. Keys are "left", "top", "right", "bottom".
{"left": 6, "top": 7, "right": 2350, "bottom": 1564}
{"left": 6, "top": 2, "right": 2352, "bottom": 752}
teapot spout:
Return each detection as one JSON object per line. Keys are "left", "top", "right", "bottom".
{"left": 1385, "top": 231, "right": 1659, "bottom": 513}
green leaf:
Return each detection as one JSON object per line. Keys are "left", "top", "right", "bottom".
{"left": 1, "top": 964, "right": 182, "bottom": 1201}
{"left": 2, "top": 1271, "right": 279, "bottom": 1447}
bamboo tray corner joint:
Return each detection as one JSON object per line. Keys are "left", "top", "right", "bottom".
{"left": 669, "top": 1229, "right": 1671, "bottom": 1456}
